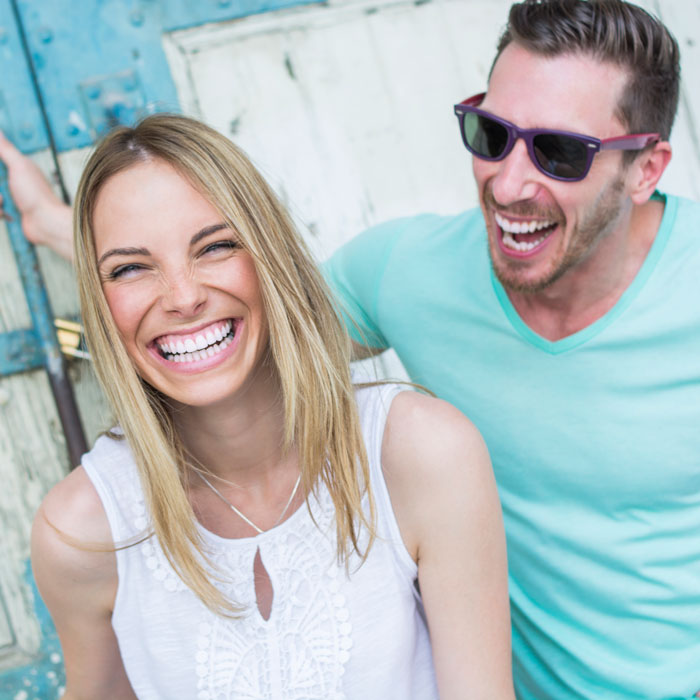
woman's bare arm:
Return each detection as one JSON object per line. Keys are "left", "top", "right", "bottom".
{"left": 31, "top": 466, "right": 136, "bottom": 699}
{"left": 382, "top": 392, "right": 514, "bottom": 700}
{"left": 0, "top": 130, "right": 74, "bottom": 261}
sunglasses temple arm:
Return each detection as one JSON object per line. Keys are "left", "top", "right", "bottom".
{"left": 599, "top": 133, "right": 660, "bottom": 151}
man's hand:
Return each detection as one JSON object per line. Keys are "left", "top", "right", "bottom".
{"left": 0, "top": 131, "right": 74, "bottom": 262}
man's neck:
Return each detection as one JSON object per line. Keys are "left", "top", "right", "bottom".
{"left": 506, "top": 198, "right": 665, "bottom": 341}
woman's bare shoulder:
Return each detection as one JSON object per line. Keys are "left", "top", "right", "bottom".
{"left": 382, "top": 390, "right": 489, "bottom": 482}
{"left": 32, "top": 467, "right": 134, "bottom": 697}
{"left": 32, "top": 465, "right": 116, "bottom": 591}
{"left": 379, "top": 391, "right": 495, "bottom": 559}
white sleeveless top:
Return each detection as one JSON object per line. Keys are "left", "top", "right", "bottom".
{"left": 82, "top": 384, "right": 439, "bottom": 699}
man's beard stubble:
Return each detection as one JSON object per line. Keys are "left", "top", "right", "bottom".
{"left": 486, "top": 174, "right": 626, "bottom": 295}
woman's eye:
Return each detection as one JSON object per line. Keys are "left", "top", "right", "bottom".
{"left": 107, "top": 263, "right": 144, "bottom": 280}
{"left": 201, "top": 240, "right": 238, "bottom": 256}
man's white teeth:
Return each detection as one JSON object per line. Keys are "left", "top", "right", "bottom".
{"left": 502, "top": 231, "right": 549, "bottom": 252}
{"left": 494, "top": 212, "right": 556, "bottom": 252}
{"left": 495, "top": 212, "right": 554, "bottom": 234}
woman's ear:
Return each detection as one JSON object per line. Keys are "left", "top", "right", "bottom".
{"left": 629, "top": 141, "right": 672, "bottom": 205}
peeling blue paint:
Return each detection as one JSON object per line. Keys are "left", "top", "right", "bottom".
{"left": 161, "top": 0, "right": 322, "bottom": 32}
{"left": 8, "top": 0, "right": 322, "bottom": 153}
{"left": 0, "top": 561, "right": 64, "bottom": 700}
{"left": 0, "top": 329, "right": 44, "bottom": 376}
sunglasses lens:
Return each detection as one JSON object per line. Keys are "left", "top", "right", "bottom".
{"left": 533, "top": 133, "right": 589, "bottom": 180}
{"left": 463, "top": 113, "right": 509, "bottom": 159}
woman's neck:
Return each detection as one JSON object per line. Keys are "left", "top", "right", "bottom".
{"left": 173, "top": 362, "right": 291, "bottom": 488}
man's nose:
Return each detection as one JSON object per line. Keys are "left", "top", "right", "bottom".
{"left": 489, "top": 138, "right": 541, "bottom": 206}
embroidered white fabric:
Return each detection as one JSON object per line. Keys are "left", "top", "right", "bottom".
{"left": 82, "top": 384, "right": 439, "bottom": 699}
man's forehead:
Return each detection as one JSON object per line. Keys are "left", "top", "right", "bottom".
{"left": 485, "top": 44, "right": 629, "bottom": 130}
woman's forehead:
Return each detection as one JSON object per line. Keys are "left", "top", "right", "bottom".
{"left": 92, "top": 160, "right": 222, "bottom": 255}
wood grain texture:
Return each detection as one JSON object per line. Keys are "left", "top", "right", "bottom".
{"left": 0, "top": 147, "right": 110, "bottom": 672}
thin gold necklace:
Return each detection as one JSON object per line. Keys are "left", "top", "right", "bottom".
{"left": 197, "top": 471, "right": 302, "bottom": 535}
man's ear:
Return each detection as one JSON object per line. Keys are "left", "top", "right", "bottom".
{"left": 629, "top": 141, "right": 672, "bottom": 205}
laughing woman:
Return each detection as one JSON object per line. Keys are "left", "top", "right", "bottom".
{"left": 31, "top": 115, "right": 513, "bottom": 700}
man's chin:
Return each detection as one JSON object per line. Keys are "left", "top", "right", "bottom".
{"left": 490, "top": 254, "right": 564, "bottom": 295}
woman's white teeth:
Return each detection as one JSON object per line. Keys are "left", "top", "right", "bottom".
{"left": 170, "top": 335, "right": 233, "bottom": 362}
{"left": 159, "top": 321, "right": 234, "bottom": 361}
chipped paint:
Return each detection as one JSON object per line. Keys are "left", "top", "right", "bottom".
{"left": 0, "top": 562, "right": 64, "bottom": 700}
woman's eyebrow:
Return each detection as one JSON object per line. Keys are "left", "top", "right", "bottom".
{"left": 190, "top": 223, "right": 230, "bottom": 246}
{"left": 97, "top": 246, "right": 150, "bottom": 266}
{"left": 96, "top": 223, "right": 230, "bottom": 266}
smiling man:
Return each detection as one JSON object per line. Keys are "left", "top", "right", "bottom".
{"left": 325, "top": 1, "right": 700, "bottom": 698}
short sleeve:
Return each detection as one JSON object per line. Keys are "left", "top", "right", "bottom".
{"left": 322, "top": 218, "right": 411, "bottom": 350}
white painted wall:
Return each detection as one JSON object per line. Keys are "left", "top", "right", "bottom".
{"left": 164, "top": 0, "right": 700, "bottom": 263}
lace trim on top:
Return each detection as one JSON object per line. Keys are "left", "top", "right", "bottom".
{"left": 133, "top": 481, "right": 354, "bottom": 699}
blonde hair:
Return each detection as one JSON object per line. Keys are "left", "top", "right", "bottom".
{"left": 74, "top": 114, "right": 375, "bottom": 615}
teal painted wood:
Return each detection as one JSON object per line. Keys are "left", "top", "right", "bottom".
{"left": 14, "top": 0, "right": 182, "bottom": 153}
{"left": 0, "top": 329, "right": 44, "bottom": 376}
{"left": 0, "top": 170, "right": 86, "bottom": 464}
{"left": 161, "top": 0, "right": 320, "bottom": 31}
{"left": 12, "top": 0, "right": 320, "bottom": 154}
{"left": 0, "top": 175, "right": 61, "bottom": 378}
{"left": 0, "top": 0, "right": 49, "bottom": 151}
{"left": 0, "top": 561, "right": 64, "bottom": 700}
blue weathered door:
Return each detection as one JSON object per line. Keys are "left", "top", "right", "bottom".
{"left": 0, "top": 3, "right": 316, "bottom": 697}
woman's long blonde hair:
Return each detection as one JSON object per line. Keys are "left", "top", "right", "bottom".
{"left": 74, "top": 114, "right": 375, "bottom": 615}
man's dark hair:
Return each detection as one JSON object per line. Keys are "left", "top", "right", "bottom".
{"left": 492, "top": 0, "right": 680, "bottom": 161}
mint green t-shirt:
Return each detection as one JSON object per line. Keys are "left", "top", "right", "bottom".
{"left": 324, "top": 193, "right": 700, "bottom": 700}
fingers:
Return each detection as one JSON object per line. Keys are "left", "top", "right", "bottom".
{"left": 0, "top": 129, "right": 23, "bottom": 167}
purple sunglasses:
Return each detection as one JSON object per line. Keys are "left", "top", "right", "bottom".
{"left": 454, "top": 93, "right": 660, "bottom": 182}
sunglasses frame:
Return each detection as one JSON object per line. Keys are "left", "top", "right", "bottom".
{"left": 454, "top": 93, "right": 660, "bottom": 182}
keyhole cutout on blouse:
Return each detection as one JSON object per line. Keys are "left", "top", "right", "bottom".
{"left": 253, "top": 548, "right": 273, "bottom": 621}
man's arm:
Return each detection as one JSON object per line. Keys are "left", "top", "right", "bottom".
{"left": 0, "top": 131, "right": 74, "bottom": 261}
{"left": 323, "top": 218, "right": 414, "bottom": 359}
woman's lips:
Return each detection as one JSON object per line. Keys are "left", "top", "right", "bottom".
{"left": 149, "top": 318, "right": 241, "bottom": 371}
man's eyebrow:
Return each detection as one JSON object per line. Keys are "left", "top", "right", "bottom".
{"left": 97, "top": 246, "right": 150, "bottom": 267}
{"left": 190, "top": 223, "right": 230, "bottom": 246}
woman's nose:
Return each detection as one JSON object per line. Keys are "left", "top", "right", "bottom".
{"left": 161, "top": 270, "right": 207, "bottom": 317}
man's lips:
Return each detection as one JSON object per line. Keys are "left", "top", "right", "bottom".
{"left": 494, "top": 211, "right": 559, "bottom": 257}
